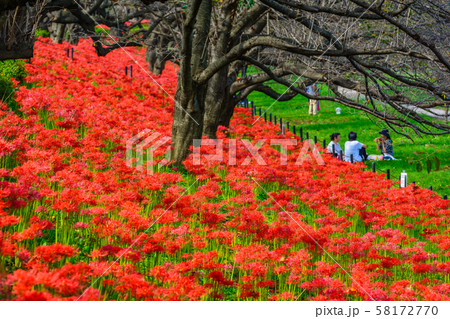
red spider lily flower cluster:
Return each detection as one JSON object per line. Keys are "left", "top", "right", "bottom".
{"left": 0, "top": 37, "right": 449, "bottom": 301}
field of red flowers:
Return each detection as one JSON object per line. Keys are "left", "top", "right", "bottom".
{"left": 1, "top": 38, "right": 449, "bottom": 301}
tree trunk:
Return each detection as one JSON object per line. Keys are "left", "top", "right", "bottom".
{"left": 217, "top": 95, "right": 236, "bottom": 128}
{"left": 171, "top": 81, "right": 206, "bottom": 163}
{"left": 171, "top": 0, "right": 211, "bottom": 164}
{"left": 50, "top": 22, "right": 66, "bottom": 44}
{"left": 0, "top": 5, "right": 38, "bottom": 61}
{"left": 203, "top": 70, "right": 229, "bottom": 138}
{"left": 202, "top": 1, "right": 237, "bottom": 138}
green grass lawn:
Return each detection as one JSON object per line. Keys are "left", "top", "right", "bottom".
{"left": 248, "top": 82, "right": 450, "bottom": 197}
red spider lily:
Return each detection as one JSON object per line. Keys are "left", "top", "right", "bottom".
{"left": 1, "top": 36, "right": 449, "bottom": 301}
{"left": 35, "top": 243, "right": 78, "bottom": 263}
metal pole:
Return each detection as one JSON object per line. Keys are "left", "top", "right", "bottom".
{"left": 372, "top": 162, "right": 376, "bottom": 173}
{"left": 386, "top": 169, "right": 390, "bottom": 180}
{"left": 130, "top": 65, "right": 133, "bottom": 78}
{"left": 350, "top": 154, "right": 354, "bottom": 163}
{"left": 323, "top": 139, "right": 326, "bottom": 149}
{"left": 293, "top": 126, "right": 296, "bottom": 135}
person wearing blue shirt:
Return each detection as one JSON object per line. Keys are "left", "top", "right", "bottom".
{"left": 344, "top": 131, "right": 367, "bottom": 162}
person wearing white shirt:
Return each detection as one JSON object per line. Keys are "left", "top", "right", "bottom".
{"left": 344, "top": 131, "right": 367, "bottom": 162}
{"left": 327, "top": 132, "right": 343, "bottom": 158}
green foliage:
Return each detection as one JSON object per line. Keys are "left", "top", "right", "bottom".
{"left": 35, "top": 29, "right": 50, "bottom": 38}
{"left": 0, "top": 59, "right": 27, "bottom": 112}
{"left": 95, "top": 27, "right": 109, "bottom": 35}
{"left": 0, "top": 60, "right": 27, "bottom": 81}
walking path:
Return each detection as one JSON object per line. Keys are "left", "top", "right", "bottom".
{"left": 337, "top": 87, "right": 448, "bottom": 121}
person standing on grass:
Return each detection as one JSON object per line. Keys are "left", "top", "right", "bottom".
{"left": 374, "top": 128, "right": 395, "bottom": 160}
{"left": 306, "top": 83, "right": 319, "bottom": 115}
{"left": 327, "top": 132, "right": 343, "bottom": 157}
{"left": 344, "top": 131, "right": 367, "bottom": 162}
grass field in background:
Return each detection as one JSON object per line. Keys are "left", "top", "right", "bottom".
{"left": 248, "top": 81, "right": 449, "bottom": 197}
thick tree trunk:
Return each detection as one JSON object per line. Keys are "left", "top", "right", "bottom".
{"left": 217, "top": 96, "right": 236, "bottom": 128}
{"left": 203, "top": 71, "right": 229, "bottom": 138}
{"left": 171, "top": 82, "right": 206, "bottom": 163}
{"left": 0, "top": 5, "right": 39, "bottom": 61}
{"left": 202, "top": 1, "right": 237, "bottom": 138}
{"left": 171, "top": 0, "right": 211, "bottom": 164}
{"left": 50, "top": 22, "right": 66, "bottom": 44}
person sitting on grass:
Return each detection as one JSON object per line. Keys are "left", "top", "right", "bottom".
{"left": 373, "top": 128, "right": 396, "bottom": 160}
{"left": 344, "top": 131, "right": 367, "bottom": 162}
{"left": 327, "top": 132, "right": 343, "bottom": 157}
